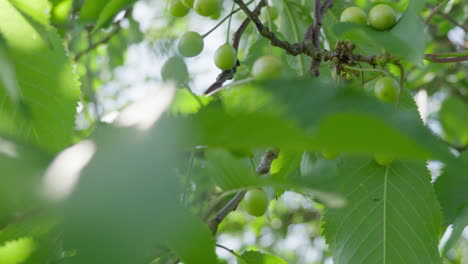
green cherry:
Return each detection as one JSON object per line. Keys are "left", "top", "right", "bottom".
{"left": 210, "top": 9, "right": 222, "bottom": 19}
{"left": 243, "top": 189, "right": 269, "bottom": 217}
{"left": 193, "top": 0, "right": 220, "bottom": 17}
{"left": 340, "top": 6, "right": 367, "bottom": 24}
{"left": 214, "top": 44, "right": 237, "bottom": 70}
{"left": 374, "top": 154, "right": 394, "bottom": 166}
{"left": 374, "top": 76, "right": 399, "bottom": 103}
{"left": 252, "top": 55, "right": 282, "bottom": 80}
{"left": 161, "top": 56, "right": 189, "bottom": 86}
{"left": 177, "top": 31, "right": 204, "bottom": 57}
{"left": 168, "top": 0, "right": 190, "bottom": 17}
{"left": 369, "top": 4, "right": 397, "bottom": 31}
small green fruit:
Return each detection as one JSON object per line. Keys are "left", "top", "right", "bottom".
{"left": 252, "top": 55, "right": 282, "bottom": 80}
{"left": 374, "top": 76, "right": 399, "bottom": 103}
{"left": 169, "top": 0, "right": 190, "bottom": 17}
{"left": 374, "top": 154, "right": 394, "bottom": 166}
{"left": 340, "top": 6, "right": 367, "bottom": 24}
{"left": 322, "top": 151, "right": 340, "bottom": 160}
{"left": 178, "top": 31, "right": 204, "bottom": 57}
{"left": 161, "top": 56, "right": 189, "bottom": 86}
{"left": 210, "top": 9, "right": 222, "bottom": 19}
{"left": 369, "top": 4, "right": 397, "bottom": 31}
{"left": 243, "top": 189, "right": 269, "bottom": 217}
{"left": 181, "top": 0, "right": 194, "bottom": 8}
{"left": 194, "top": 0, "right": 220, "bottom": 17}
{"left": 214, "top": 44, "right": 237, "bottom": 70}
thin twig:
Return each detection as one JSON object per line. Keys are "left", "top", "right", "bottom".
{"left": 216, "top": 244, "right": 246, "bottom": 263}
{"left": 424, "top": 0, "right": 450, "bottom": 25}
{"left": 202, "top": 0, "right": 256, "bottom": 38}
{"left": 207, "top": 149, "right": 279, "bottom": 234}
{"left": 424, "top": 54, "right": 468, "bottom": 63}
{"left": 309, "top": 0, "right": 334, "bottom": 76}
{"left": 74, "top": 9, "right": 132, "bottom": 61}
{"left": 201, "top": 190, "right": 238, "bottom": 220}
{"left": 84, "top": 27, "right": 100, "bottom": 120}
{"left": 74, "top": 24, "right": 122, "bottom": 61}
{"left": 207, "top": 192, "right": 246, "bottom": 234}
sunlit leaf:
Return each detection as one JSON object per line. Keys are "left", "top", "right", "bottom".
{"left": 322, "top": 158, "right": 443, "bottom": 264}
{"left": 240, "top": 250, "right": 288, "bottom": 264}
{"left": 0, "top": 0, "right": 80, "bottom": 153}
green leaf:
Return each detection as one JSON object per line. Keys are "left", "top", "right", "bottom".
{"left": 63, "top": 122, "right": 218, "bottom": 264}
{"left": 439, "top": 97, "right": 468, "bottom": 147}
{"left": 322, "top": 158, "right": 443, "bottom": 264}
{"left": 0, "top": 138, "right": 50, "bottom": 222}
{"left": 78, "top": 0, "right": 108, "bottom": 23}
{"left": 50, "top": 0, "right": 73, "bottom": 25}
{"left": 0, "top": 214, "right": 60, "bottom": 264}
{"left": 188, "top": 104, "right": 311, "bottom": 152}
{"left": 441, "top": 206, "right": 468, "bottom": 257}
{"left": 218, "top": 79, "right": 450, "bottom": 160}
{"left": 277, "top": 0, "right": 309, "bottom": 75}
{"left": 0, "top": 35, "right": 20, "bottom": 104}
{"left": 7, "top": 0, "right": 50, "bottom": 24}
{"left": 94, "top": 0, "right": 137, "bottom": 30}
{"left": 0, "top": 214, "right": 56, "bottom": 246}
{"left": 169, "top": 89, "right": 210, "bottom": 115}
{"left": 240, "top": 250, "right": 287, "bottom": 264}
{"left": 204, "top": 149, "right": 344, "bottom": 207}
{"left": 0, "top": 237, "right": 35, "bottom": 264}
{"left": 434, "top": 152, "right": 468, "bottom": 225}
{"left": 270, "top": 151, "right": 302, "bottom": 182}
{"left": 0, "top": 0, "right": 80, "bottom": 153}
{"left": 205, "top": 149, "right": 257, "bottom": 191}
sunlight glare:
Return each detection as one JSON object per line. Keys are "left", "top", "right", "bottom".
{"left": 41, "top": 140, "right": 96, "bottom": 201}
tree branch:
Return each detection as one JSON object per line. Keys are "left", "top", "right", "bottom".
{"left": 204, "top": 0, "right": 463, "bottom": 95}
{"left": 74, "top": 9, "right": 131, "bottom": 61}
{"left": 424, "top": 54, "right": 468, "bottom": 63}
{"left": 309, "top": 0, "right": 334, "bottom": 76}
{"left": 204, "top": 0, "right": 266, "bottom": 95}
{"left": 207, "top": 149, "right": 279, "bottom": 235}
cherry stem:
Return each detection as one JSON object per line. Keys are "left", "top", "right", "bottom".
{"left": 226, "top": 2, "right": 237, "bottom": 43}
{"left": 216, "top": 244, "right": 247, "bottom": 264}
{"left": 202, "top": 0, "right": 255, "bottom": 39}
{"left": 392, "top": 62, "right": 405, "bottom": 108}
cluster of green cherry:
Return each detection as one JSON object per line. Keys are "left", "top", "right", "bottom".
{"left": 161, "top": 0, "right": 284, "bottom": 86}
{"left": 164, "top": 1, "right": 401, "bottom": 169}
{"left": 340, "top": 4, "right": 398, "bottom": 31}
{"left": 168, "top": 29, "right": 282, "bottom": 79}
{"left": 167, "top": 0, "right": 222, "bottom": 19}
